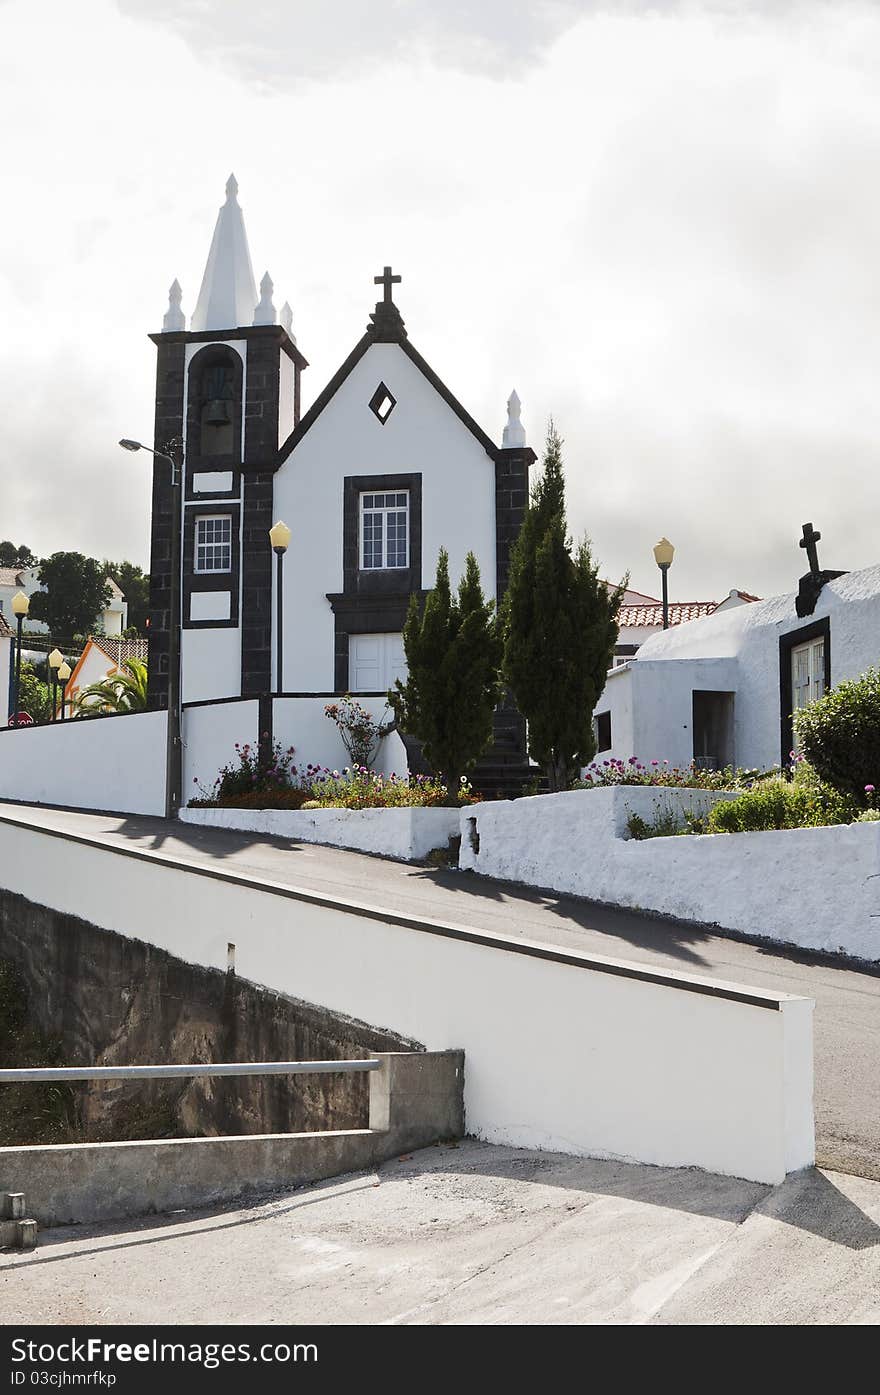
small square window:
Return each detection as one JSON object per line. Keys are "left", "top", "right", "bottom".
{"left": 368, "top": 382, "right": 396, "bottom": 424}
{"left": 195, "top": 514, "right": 233, "bottom": 573}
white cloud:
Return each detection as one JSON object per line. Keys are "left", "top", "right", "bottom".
{"left": 1, "top": 0, "right": 879, "bottom": 603}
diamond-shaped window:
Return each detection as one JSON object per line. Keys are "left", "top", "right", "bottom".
{"left": 368, "top": 382, "right": 396, "bottom": 424}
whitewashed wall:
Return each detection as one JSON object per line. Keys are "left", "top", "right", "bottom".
{"left": 0, "top": 813, "right": 815, "bottom": 1183}
{"left": 0, "top": 711, "right": 167, "bottom": 816}
{"left": 273, "top": 341, "right": 496, "bottom": 691}
{"left": 272, "top": 696, "right": 407, "bottom": 778}
{"left": 182, "top": 699, "right": 259, "bottom": 798}
{"left": 461, "top": 786, "right": 880, "bottom": 962}
{"left": 182, "top": 804, "right": 459, "bottom": 860}
{"left": 598, "top": 565, "right": 880, "bottom": 772}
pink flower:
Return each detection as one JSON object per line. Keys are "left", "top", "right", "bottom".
{"left": 866, "top": 785, "right": 875, "bottom": 794}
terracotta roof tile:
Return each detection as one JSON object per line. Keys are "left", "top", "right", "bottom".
{"left": 619, "top": 601, "right": 720, "bottom": 628}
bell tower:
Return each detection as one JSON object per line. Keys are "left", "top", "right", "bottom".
{"left": 146, "top": 175, "right": 307, "bottom": 710}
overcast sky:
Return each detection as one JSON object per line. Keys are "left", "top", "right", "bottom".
{"left": 2, "top": 0, "right": 879, "bottom": 600}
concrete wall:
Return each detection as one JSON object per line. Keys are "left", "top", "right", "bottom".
{"left": 2, "top": 1052, "right": 465, "bottom": 1227}
{"left": 181, "top": 804, "right": 460, "bottom": 861}
{"left": 183, "top": 698, "right": 260, "bottom": 797}
{"left": 0, "top": 710, "right": 167, "bottom": 816}
{"left": 273, "top": 340, "right": 496, "bottom": 691}
{"left": 460, "top": 786, "right": 880, "bottom": 962}
{"left": 0, "top": 811, "right": 815, "bottom": 1183}
{"left": 598, "top": 659, "right": 740, "bottom": 770}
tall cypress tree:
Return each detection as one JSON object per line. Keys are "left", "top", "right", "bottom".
{"left": 392, "top": 548, "right": 502, "bottom": 801}
{"left": 503, "top": 423, "right": 623, "bottom": 792}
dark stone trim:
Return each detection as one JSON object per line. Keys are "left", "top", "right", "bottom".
{"left": 239, "top": 471, "right": 275, "bottom": 696}
{"left": 184, "top": 343, "right": 243, "bottom": 500}
{"left": 342, "top": 473, "right": 422, "bottom": 597}
{"left": 182, "top": 502, "right": 241, "bottom": 630}
{"left": 147, "top": 339, "right": 186, "bottom": 711}
{"left": 277, "top": 331, "right": 498, "bottom": 466}
{"left": 150, "top": 324, "right": 308, "bottom": 374}
{"left": 326, "top": 591, "right": 427, "bottom": 694}
{"left": 258, "top": 693, "right": 273, "bottom": 770}
{"left": 0, "top": 808, "right": 785, "bottom": 1011}
{"left": 494, "top": 445, "right": 535, "bottom": 603}
{"left": 779, "top": 616, "right": 831, "bottom": 766}
{"left": 795, "top": 569, "right": 847, "bottom": 618}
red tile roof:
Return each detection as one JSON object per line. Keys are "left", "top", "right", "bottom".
{"left": 620, "top": 601, "right": 720, "bottom": 628}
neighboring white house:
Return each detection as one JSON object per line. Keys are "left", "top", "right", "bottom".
{"left": 595, "top": 560, "right": 880, "bottom": 772}
{"left": 0, "top": 567, "right": 128, "bottom": 637}
{"left": 612, "top": 587, "right": 760, "bottom": 666}
{"left": 65, "top": 636, "right": 148, "bottom": 713}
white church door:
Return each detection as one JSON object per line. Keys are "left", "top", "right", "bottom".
{"left": 348, "top": 633, "right": 407, "bottom": 693}
{"left": 791, "top": 635, "right": 826, "bottom": 750}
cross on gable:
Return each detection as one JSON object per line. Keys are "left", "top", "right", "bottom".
{"left": 799, "top": 522, "right": 822, "bottom": 577}
{"left": 374, "top": 265, "right": 401, "bottom": 304}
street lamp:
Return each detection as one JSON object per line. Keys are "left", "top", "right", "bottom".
{"left": 10, "top": 590, "right": 29, "bottom": 725}
{"left": 653, "top": 537, "right": 675, "bottom": 631}
{"left": 269, "top": 520, "right": 291, "bottom": 695}
{"left": 48, "top": 648, "right": 63, "bottom": 722}
{"left": 119, "top": 437, "right": 183, "bottom": 819}
{"left": 57, "top": 660, "right": 71, "bottom": 721}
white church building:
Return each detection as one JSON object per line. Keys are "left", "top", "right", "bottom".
{"left": 595, "top": 529, "right": 880, "bottom": 772}
{"left": 146, "top": 176, "right": 535, "bottom": 793}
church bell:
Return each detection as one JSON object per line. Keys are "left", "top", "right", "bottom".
{"left": 204, "top": 398, "right": 231, "bottom": 427}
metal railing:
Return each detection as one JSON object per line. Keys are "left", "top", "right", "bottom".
{"left": 0, "top": 1060, "right": 381, "bottom": 1084}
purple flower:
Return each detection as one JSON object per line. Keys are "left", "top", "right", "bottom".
{"left": 866, "top": 785, "right": 875, "bottom": 794}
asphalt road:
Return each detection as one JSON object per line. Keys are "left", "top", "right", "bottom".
{"left": 4, "top": 804, "right": 880, "bottom": 1178}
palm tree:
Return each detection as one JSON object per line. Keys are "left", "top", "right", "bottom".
{"left": 75, "top": 657, "right": 148, "bottom": 716}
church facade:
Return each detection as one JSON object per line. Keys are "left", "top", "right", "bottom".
{"left": 147, "top": 177, "right": 534, "bottom": 788}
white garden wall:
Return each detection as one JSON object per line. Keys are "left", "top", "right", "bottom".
{"left": 181, "top": 804, "right": 460, "bottom": 861}
{"left": 460, "top": 787, "right": 880, "bottom": 961}
{"left": 0, "top": 711, "right": 168, "bottom": 817}
{"left": 182, "top": 699, "right": 259, "bottom": 797}
{"left": 0, "top": 811, "right": 815, "bottom": 1183}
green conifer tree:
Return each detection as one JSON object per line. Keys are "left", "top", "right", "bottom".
{"left": 503, "top": 423, "right": 623, "bottom": 791}
{"left": 392, "top": 549, "right": 502, "bottom": 801}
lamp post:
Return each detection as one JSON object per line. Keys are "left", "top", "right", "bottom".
{"left": 48, "top": 648, "right": 63, "bottom": 721}
{"left": 119, "top": 437, "right": 183, "bottom": 819}
{"left": 269, "top": 520, "right": 291, "bottom": 695}
{"left": 10, "top": 590, "right": 29, "bottom": 725}
{"left": 653, "top": 537, "right": 675, "bottom": 631}
{"left": 57, "top": 661, "right": 71, "bottom": 721}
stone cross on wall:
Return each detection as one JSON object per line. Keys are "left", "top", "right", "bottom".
{"left": 799, "top": 522, "right": 822, "bottom": 577}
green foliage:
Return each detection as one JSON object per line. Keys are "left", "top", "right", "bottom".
{"left": 102, "top": 559, "right": 150, "bottom": 634}
{"left": 392, "top": 548, "right": 503, "bottom": 800}
{"left": 626, "top": 807, "right": 709, "bottom": 839}
{"left": 576, "top": 757, "right": 759, "bottom": 790}
{"left": 502, "top": 423, "right": 623, "bottom": 792}
{"left": 15, "top": 662, "right": 51, "bottom": 722}
{"left": 0, "top": 960, "right": 77, "bottom": 1146}
{"left": 28, "top": 552, "right": 112, "bottom": 637}
{"left": 708, "top": 764, "right": 857, "bottom": 833}
{"left": 76, "top": 657, "right": 147, "bottom": 715}
{"left": 0, "top": 540, "right": 34, "bottom": 568}
{"left": 793, "top": 667, "right": 880, "bottom": 804}
{"left": 197, "top": 740, "right": 300, "bottom": 802}
{"left": 303, "top": 769, "right": 471, "bottom": 810}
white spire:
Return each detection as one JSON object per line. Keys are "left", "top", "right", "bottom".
{"left": 502, "top": 389, "right": 527, "bottom": 448}
{"left": 280, "top": 300, "right": 295, "bottom": 341}
{"left": 162, "top": 279, "right": 185, "bottom": 331}
{"left": 253, "top": 271, "right": 276, "bottom": 325}
{"left": 190, "top": 174, "right": 258, "bottom": 332}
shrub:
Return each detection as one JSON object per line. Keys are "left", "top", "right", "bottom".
{"left": 793, "top": 668, "right": 880, "bottom": 805}
{"left": 304, "top": 767, "right": 473, "bottom": 811}
{"left": 708, "top": 766, "right": 857, "bottom": 833}
{"left": 324, "top": 696, "right": 395, "bottom": 769}
{"left": 575, "top": 757, "right": 758, "bottom": 791}
{"left": 191, "top": 740, "right": 301, "bottom": 806}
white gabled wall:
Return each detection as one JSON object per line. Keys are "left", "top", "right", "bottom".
{"left": 273, "top": 342, "right": 497, "bottom": 691}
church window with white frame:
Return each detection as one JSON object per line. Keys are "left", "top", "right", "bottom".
{"left": 195, "top": 515, "right": 233, "bottom": 573}
{"left": 360, "top": 491, "right": 408, "bottom": 570}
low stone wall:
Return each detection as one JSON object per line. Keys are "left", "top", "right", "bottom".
{"left": 181, "top": 804, "right": 461, "bottom": 861}
{"left": 1, "top": 1052, "right": 465, "bottom": 1228}
{"left": 460, "top": 786, "right": 880, "bottom": 961}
